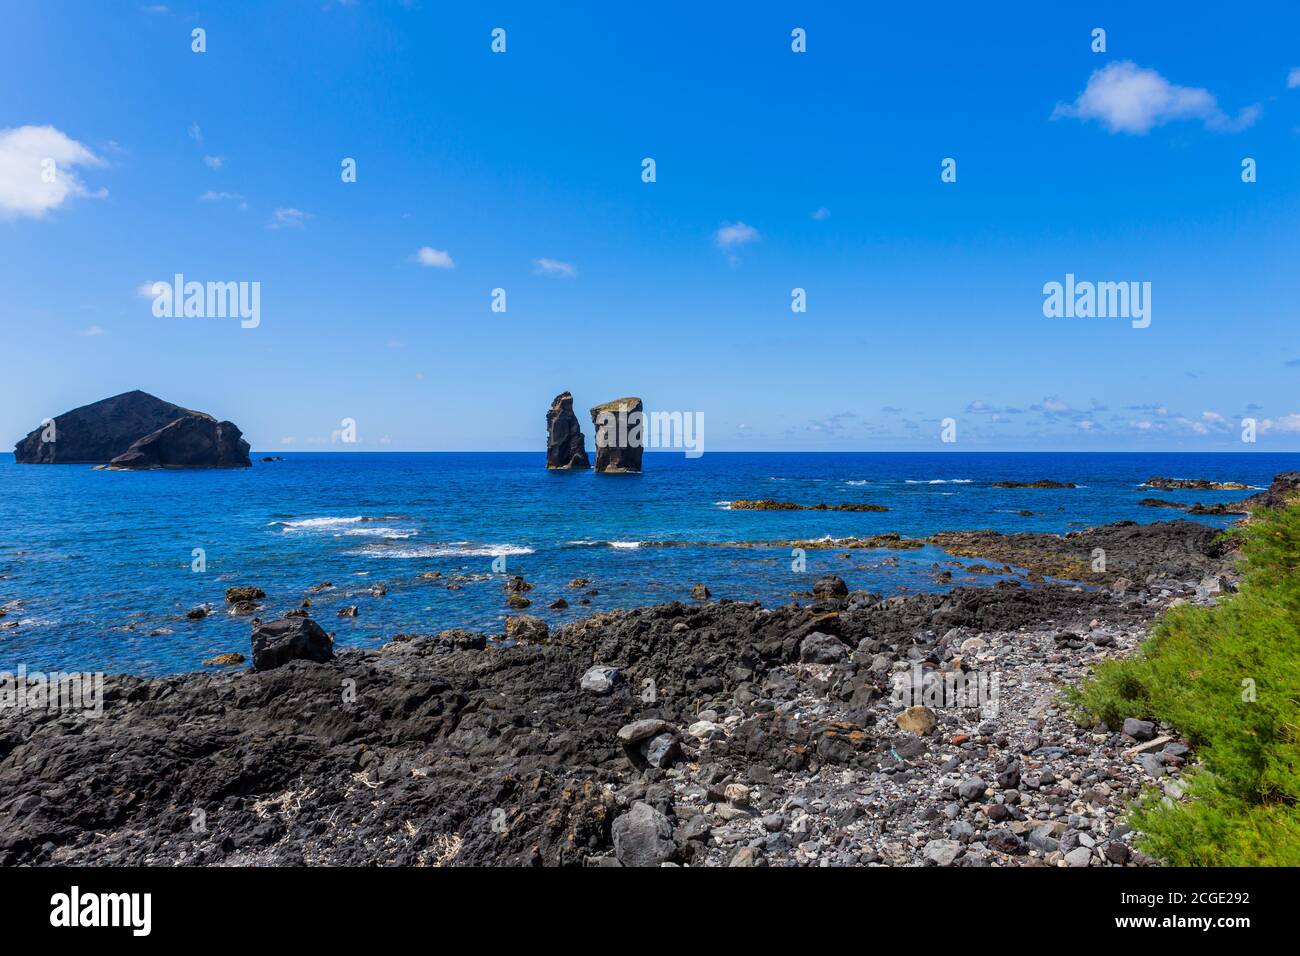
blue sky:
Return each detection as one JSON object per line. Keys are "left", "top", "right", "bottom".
{"left": 2, "top": 1, "right": 1299, "bottom": 451}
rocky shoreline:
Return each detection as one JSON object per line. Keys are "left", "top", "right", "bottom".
{"left": 0, "top": 506, "right": 1243, "bottom": 867}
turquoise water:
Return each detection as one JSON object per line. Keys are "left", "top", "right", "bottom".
{"left": 0, "top": 451, "right": 1290, "bottom": 675}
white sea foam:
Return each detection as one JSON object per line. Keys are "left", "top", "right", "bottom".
{"left": 904, "top": 479, "right": 972, "bottom": 485}
{"left": 845, "top": 480, "right": 869, "bottom": 486}
{"left": 609, "top": 541, "right": 641, "bottom": 549}
{"left": 349, "top": 543, "right": 534, "bottom": 559}
{"left": 715, "top": 500, "right": 733, "bottom": 509}
{"left": 340, "top": 526, "right": 418, "bottom": 539}
{"left": 273, "top": 516, "right": 365, "bottom": 531}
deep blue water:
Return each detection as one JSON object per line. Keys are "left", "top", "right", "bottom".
{"left": 0, "top": 452, "right": 1292, "bottom": 675}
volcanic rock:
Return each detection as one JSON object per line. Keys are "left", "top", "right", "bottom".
{"left": 250, "top": 617, "right": 334, "bottom": 671}
{"left": 109, "top": 414, "right": 250, "bottom": 469}
{"left": 611, "top": 802, "right": 674, "bottom": 867}
{"left": 545, "top": 391, "right": 590, "bottom": 469}
{"left": 590, "top": 397, "right": 643, "bottom": 473}
{"left": 991, "top": 480, "right": 1076, "bottom": 489}
{"left": 14, "top": 390, "right": 249, "bottom": 468}
{"left": 1241, "top": 472, "right": 1300, "bottom": 511}
{"left": 14, "top": 390, "right": 198, "bottom": 464}
{"left": 1144, "top": 477, "right": 1248, "bottom": 491}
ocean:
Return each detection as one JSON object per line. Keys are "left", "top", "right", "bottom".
{"left": 0, "top": 451, "right": 1291, "bottom": 676}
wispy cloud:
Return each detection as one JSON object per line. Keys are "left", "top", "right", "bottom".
{"left": 1053, "top": 61, "right": 1259, "bottom": 134}
{"left": 268, "top": 207, "right": 309, "bottom": 229}
{"left": 413, "top": 246, "right": 454, "bottom": 268}
{"left": 811, "top": 207, "right": 830, "bottom": 221}
{"left": 198, "top": 190, "right": 247, "bottom": 209}
{"left": 187, "top": 122, "right": 202, "bottom": 144}
{"left": 1288, "top": 68, "right": 1300, "bottom": 89}
{"left": 0, "top": 125, "right": 107, "bottom": 219}
{"left": 1031, "top": 396, "right": 1073, "bottom": 415}
{"left": 533, "top": 257, "right": 577, "bottom": 278}
{"left": 79, "top": 325, "right": 106, "bottom": 337}
{"left": 714, "top": 221, "right": 760, "bottom": 259}
{"left": 202, "top": 154, "right": 223, "bottom": 169}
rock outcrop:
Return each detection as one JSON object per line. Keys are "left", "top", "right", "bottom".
{"left": 590, "top": 397, "right": 644, "bottom": 473}
{"left": 109, "top": 414, "right": 250, "bottom": 470}
{"left": 1241, "top": 472, "right": 1300, "bottom": 511}
{"left": 250, "top": 617, "right": 335, "bottom": 671}
{"left": 13, "top": 390, "right": 250, "bottom": 468}
{"left": 1143, "top": 477, "right": 1249, "bottom": 491}
{"left": 992, "top": 480, "right": 1077, "bottom": 489}
{"left": 14, "top": 390, "right": 194, "bottom": 463}
{"left": 545, "top": 392, "right": 590, "bottom": 469}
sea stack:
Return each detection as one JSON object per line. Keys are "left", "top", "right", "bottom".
{"left": 13, "top": 390, "right": 251, "bottom": 468}
{"left": 590, "top": 396, "right": 644, "bottom": 474}
{"left": 545, "top": 391, "right": 590, "bottom": 469}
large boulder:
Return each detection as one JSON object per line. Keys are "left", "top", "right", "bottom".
{"left": 14, "top": 390, "right": 198, "bottom": 463}
{"left": 545, "top": 391, "right": 590, "bottom": 469}
{"left": 611, "top": 801, "right": 674, "bottom": 867}
{"left": 590, "top": 397, "right": 644, "bottom": 473}
{"left": 109, "top": 414, "right": 250, "bottom": 469}
{"left": 250, "top": 617, "right": 335, "bottom": 671}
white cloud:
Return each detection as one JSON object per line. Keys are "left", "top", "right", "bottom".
{"left": 533, "top": 257, "right": 576, "bottom": 278}
{"left": 1129, "top": 420, "right": 1154, "bottom": 431}
{"left": 1033, "top": 396, "right": 1073, "bottom": 415}
{"left": 187, "top": 122, "right": 202, "bottom": 144}
{"left": 1078, "top": 419, "right": 1094, "bottom": 431}
{"left": 143, "top": 5, "right": 170, "bottom": 13}
{"left": 137, "top": 280, "right": 163, "bottom": 298}
{"left": 202, "top": 154, "right": 224, "bottom": 169}
{"left": 811, "top": 207, "right": 830, "bottom": 221}
{"left": 1053, "top": 61, "right": 1259, "bottom": 134}
{"left": 79, "top": 325, "right": 106, "bottom": 337}
{"left": 714, "top": 221, "right": 760, "bottom": 249}
{"left": 1289, "top": 68, "right": 1300, "bottom": 89}
{"left": 0, "top": 126, "right": 106, "bottom": 219}
{"left": 1259, "top": 414, "right": 1300, "bottom": 434}
{"left": 413, "top": 246, "right": 454, "bottom": 268}
{"left": 198, "top": 190, "right": 247, "bottom": 209}
{"left": 268, "top": 207, "right": 309, "bottom": 229}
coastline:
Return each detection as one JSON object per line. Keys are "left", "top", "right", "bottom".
{"left": 0, "top": 510, "right": 1237, "bottom": 867}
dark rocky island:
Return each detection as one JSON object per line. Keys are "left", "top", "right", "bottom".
{"left": 991, "top": 481, "right": 1077, "bottom": 489}
{"left": 545, "top": 391, "right": 590, "bottom": 470}
{"left": 13, "top": 390, "right": 250, "bottom": 469}
{"left": 591, "top": 396, "right": 644, "bottom": 473}
{"left": 1142, "top": 477, "right": 1249, "bottom": 491}
{"left": 729, "top": 499, "right": 889, "bottom": 512}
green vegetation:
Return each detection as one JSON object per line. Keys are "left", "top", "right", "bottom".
{"left": 1069, "top": 505, "right": 1300, "bottom": 866}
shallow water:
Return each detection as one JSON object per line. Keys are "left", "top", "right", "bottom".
{"left": 0, "top": 451, "right": 1290, "bottom": 675}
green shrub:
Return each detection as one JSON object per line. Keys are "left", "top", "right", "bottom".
{"left": 1070, "top": 504, "right": 1300, "bottom": 866}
